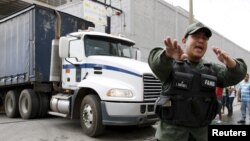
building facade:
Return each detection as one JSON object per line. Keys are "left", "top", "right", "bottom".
{"left": 20, "top": 0, "right": 250, "bottom": 72}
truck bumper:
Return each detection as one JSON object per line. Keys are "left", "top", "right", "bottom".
{"left": 101, "top": 101, "right": 159, "bottom": 126}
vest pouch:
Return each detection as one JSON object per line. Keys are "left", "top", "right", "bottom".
{"left": 171, "top": 95, "right": 198, "bottom": 126}
{"left": 190, "top": 97, "right": 215, "bottom": 126}
{"left": 171, "top": 96, "right": 215, "bottom": 127}
{"left": 201, "top": 74, "right": 217, "bottom": 91}
{"left": 205, "top": 99, "right": 219, "bottom": 121}
{"left": 173, "top": 72, "right": 193, "bottom": 90}
{"left": 155, "top": 96, "right": 173, "bottom": 120}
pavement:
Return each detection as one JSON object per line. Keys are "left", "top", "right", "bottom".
{"left": 0, "top": 105, "right": 3, "bottom": 113}
{"left": 0, "top": 101, "right": 248, "bottom": 141}
{"left": 211, "top": 100, "right": 250, "bottom": 125}
{"left": 0, "top": 100, "right": 247, "bottom": 125}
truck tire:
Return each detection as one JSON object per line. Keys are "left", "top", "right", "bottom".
{"left": 0, "top": 93, "right": 3, "bottom": 106}
{"left": 80, "top": 94, "right": 105, "bottom": 137}
{"left": 19, "top": 89, "right": 39, "bottom": 119}
{"left": 4, "top": 90, "right": 20, "bottom": 118}
{"left": 37, "top": 92, "right": 49, "bottom": 118}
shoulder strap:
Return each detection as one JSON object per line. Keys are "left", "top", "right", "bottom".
{"left": 173, "top": 60, "right": 189, "bottom": 72}
{"left": 201, "top": 63, "right": 216, "bottom": 75}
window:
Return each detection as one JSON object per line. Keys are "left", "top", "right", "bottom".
{"left": 84, "top": 35, "right": 134, "bottom": 58}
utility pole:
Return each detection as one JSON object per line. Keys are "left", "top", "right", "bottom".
{"left": 91, "top": 0, "right": 122, "bottom": 34}
{"left": 105, "top": 0, "right": 111, "bottom": 34}
{"left": 189, "top": 0, "right": 194, "bottom": 25}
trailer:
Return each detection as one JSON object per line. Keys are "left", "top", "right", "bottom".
{"left": 0, "top": 4, "right": 161, "bottom": 137}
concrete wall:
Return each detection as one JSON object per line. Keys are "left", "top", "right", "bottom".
{"left": 55, "top": 0, "right": 249, "bottom": 72}
{"left": 114, "top": 0, "right": 249, "bottom": 72}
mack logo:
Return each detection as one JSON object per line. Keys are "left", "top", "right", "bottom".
{"left": 176, "top": 81, "right": 188, "bottom": 88}
{"left": 204, "top": 80, "right": 215, "bottom": 87}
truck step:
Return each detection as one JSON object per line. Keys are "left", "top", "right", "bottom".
{"left": 48, "top": 111, "right": 68, "bottom": 118}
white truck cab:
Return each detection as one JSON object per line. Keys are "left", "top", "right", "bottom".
{"left": 53, "top": 30, "right": 162, "bottom": 136}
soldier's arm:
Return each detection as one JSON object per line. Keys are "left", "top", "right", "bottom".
{"left": 213, "top": 58, "right": 247, "bottom": 87}
{"left": 148, "top": 47, "right": 173, "bottom": 83}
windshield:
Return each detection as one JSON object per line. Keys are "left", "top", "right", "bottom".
{"left": 84, "top": 35, "right": 134, "bottom": 58}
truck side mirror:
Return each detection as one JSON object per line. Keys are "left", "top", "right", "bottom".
{"left": 69, "top": 40, "right": 84, "bottom": 62}
{"left": 59, "top": 37, "right": 85, "bottom": 62}
{"left": 59, "top": 37, "right": 69, "bottom": 59}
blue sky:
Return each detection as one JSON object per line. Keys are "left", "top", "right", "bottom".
{"left": 164, "top": 0, "right": 250, "bottom": 52}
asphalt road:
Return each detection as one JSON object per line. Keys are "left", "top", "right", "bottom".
{"left": 211, "top": 101, "right": 250, "bottom": 125}
{"left": 0, "top": 110, "right": 157, "bottom": 141}
{"left": 0, "top": 101, "right": 246, "bottom": 141}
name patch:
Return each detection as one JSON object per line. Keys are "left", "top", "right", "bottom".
{"left": 204, "top": 79, "right": 215, "bottom": 87}
{"left": 174, "top": 80, "right": 190, "bottom": 90}
{"left": 201, "top": 74, "right": 217, "bottom": 89}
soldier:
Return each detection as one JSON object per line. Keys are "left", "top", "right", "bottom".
{"left": 148, "top": 22, "right": 247, "bottom": 141}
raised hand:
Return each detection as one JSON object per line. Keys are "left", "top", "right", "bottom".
{"left": 212, "top": 47, "right": 236, "bottom": 68}
{"left": 164, "top": 37, "right": 187, "bottom": 60}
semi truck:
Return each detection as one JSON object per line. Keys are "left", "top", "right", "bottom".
{"left": 0, "top": 5, "right": 161, "bottom": 136}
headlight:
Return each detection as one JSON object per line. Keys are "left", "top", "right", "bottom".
{"left": 106, "top": 89, "right": 133, "bottom": 97}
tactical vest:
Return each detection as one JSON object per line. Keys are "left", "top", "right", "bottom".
{"left": 155, "top": 60, "right": 219, "bottom": 127}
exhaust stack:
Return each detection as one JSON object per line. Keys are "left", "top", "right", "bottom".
{"left": 50, "top": 10, "right": 61, "bottom": 82}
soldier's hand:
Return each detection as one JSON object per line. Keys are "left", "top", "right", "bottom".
{"left": 164, "top": 37, "right": 187, "bottom": 60}
{"left": 212, "top": 47, "right": 236, "bottom": 68}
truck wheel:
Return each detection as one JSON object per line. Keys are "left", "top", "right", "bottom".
{"left": 37, "top": 92, "right": 49, "bottom": 118}
{"left": 80, "top": 95, "right": 105, "bottom": 137}
{"left": 19, "top": 89, "right": 39, "bottom": 119}
{"left": 0, "top": 93, "right": 3, "bottom": 106}
{"left": 4, "top": 90, "right": 20, "bottom": 118}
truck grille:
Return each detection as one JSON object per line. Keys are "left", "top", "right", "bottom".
{"left": 143, "top": 74, "right": 162, "bottom": 102}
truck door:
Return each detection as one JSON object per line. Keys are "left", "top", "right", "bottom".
{"left": 62, "top": 39, "right": 86, "bottom": 89}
